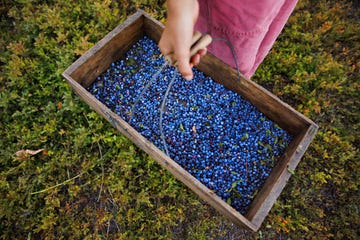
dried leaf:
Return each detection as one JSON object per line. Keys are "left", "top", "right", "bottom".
{"left": 16, "top": 149, "right": 44, "bottom": 160}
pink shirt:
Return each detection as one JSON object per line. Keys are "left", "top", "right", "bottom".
{"left": 195, "top": 0, "right": 298, "bottom": 78}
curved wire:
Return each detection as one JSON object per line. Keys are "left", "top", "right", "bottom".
{"left": 212, "top": 37, "right": 242, "bottom": 83}
{"left": 159, "top": 69, "right": 178, "bottom": 156}
{"left": 129, "top": 61, "right": 168, "bottom": 122}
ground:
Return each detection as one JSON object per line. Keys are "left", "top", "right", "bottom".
{"left": 0, "top": 0, "right": 359, "bottom": 239}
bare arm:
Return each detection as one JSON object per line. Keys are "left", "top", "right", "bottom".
{"left": 159, "top": 0, "right": 205, "bottom": 80}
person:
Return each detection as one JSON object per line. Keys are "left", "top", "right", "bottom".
{"left": 158, "top": 0, "right": 298, "bottom": 80}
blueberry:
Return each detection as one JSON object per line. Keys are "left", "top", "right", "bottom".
{"left": 87, "top": 35, "right": 293, "bottom": 214}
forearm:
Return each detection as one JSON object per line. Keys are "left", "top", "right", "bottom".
{"left": 159, "top": 0, "right": 199, "bottom": 80}
{"left": 165, "top": 0, "right": 199, "bottom": 54}
{"left": 166, "top": 0, "right": 198, "bottom": 18}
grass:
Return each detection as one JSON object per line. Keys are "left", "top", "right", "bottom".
{"left": 1, "top": 0, "right": 359, "bottom": 239}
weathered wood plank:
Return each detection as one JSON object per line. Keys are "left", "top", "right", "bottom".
{"left": 138, "top": 10, "right": 316, "bottom": 136}
{"left": 245, "top": 124, "right": 318, "bottom": 228}
{"left": 62, "top": 71, "right": 258, "bottom": 231}
{"left": 62, "top": 9, "right": 318, "bottom": 232}
{"left": 197, "top": 54, "right": 316, "bottom": 136}
{"left": 142, "top": 11, "right": 164, "bottom": 42}
{"left": 64, "top": 11, "right": 144, "bottom": 88}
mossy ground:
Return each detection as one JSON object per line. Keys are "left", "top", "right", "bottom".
{"left": 1, "top": 0, "right": 359, "bottom": 239}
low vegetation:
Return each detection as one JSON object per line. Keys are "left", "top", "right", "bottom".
{"left": 1, "top": 0, "right": 359, "bottom": 239}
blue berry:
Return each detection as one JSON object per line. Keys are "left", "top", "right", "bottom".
{"left": 87, "top": 36, "right": 292, "bottom": 214}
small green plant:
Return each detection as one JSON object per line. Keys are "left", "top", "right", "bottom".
{"left": 0, "top": 0, "right": 359, "bottom": 239}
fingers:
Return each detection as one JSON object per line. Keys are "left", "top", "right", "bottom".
{"left": 190, "top": 48, "right": 207, "bottom": 66}
{"left": 158, "top": 0, "right": 200, "bottom": 80}
{"left": 159, "top": 37, "right": 194, "bottom": 80}
{"left": 161, "top": 48, "right": 208, "bottom": 80}
{"left": 176, "top": 50, "right": 193, "bottom": 80}
{"left": 159, "top": 27, "right": 194, "bottom": 79}
{"left": 158, "top": 30, "right": 173, "bottom": 57}
{"left": 178, "top": 46, "right": 208, "bottom": 80}
{"left": 198, "top": 48, "right": 207, "bottom": 58}
{"left": 159, "top": 31, "right": 208, "bottom": 80}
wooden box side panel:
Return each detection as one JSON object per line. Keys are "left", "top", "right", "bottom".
{"left": 245, "top": 123, "right": 318, "bottom": 228}
{"left": 197, "top": 54, "right": 316, "bottom": 136}
{"left": 62, "top": 72, "right": 258, "bottom": 231}
{"left": 142, "top": 12, "right": 164, "bottom": 42}
{"left": 137, "top": 15, "right": 319, "bottom": 230}
{"left": 62, "top": 10, "right": 258, "bottom": 231}
{"left": 64, "top": 11, "right": 145, "bottom": 88}
{"left": 62, "top": 10, "right": 319, "bottom": 232}
{"left": 138, "top": 10, "right": 314, "bottom": 137}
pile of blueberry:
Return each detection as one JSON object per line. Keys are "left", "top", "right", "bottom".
{"left": 88, "top": 36, "right": 292, "bottom": 214}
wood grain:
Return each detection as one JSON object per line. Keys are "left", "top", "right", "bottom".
{"left": 64, "top": 11, "right": 144, "bottom": 88}
{"left": 62, "top": 9, "right": 318, "bottom": 232}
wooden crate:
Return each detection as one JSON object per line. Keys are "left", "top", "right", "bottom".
{"left": 62, "top": 9, "right": 318, "bottom": 232}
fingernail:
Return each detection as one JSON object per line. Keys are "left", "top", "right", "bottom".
{"left": 184, "top": 75, "right": 193, "bottom": 80}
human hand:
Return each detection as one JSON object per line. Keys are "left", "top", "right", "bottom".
{"left": 159, "top": 0, "right": 206, "bottom": 80}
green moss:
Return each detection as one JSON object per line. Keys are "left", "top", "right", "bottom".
{"left": 1, "top": 0, "right": 359, "bottom": 239}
